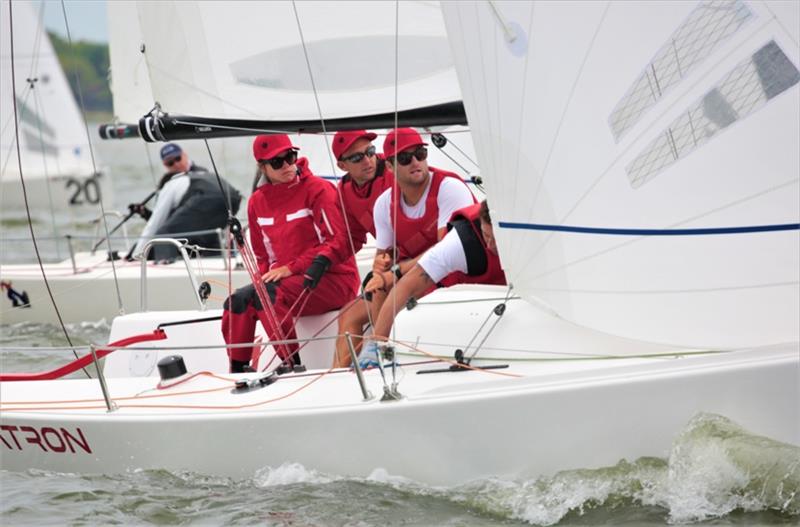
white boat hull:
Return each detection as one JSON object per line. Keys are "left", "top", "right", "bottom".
{"left": 0, "top": 252, "right": 249, "bottom": 324}
{"left": 0, "top": 346, "right": 796, "bottom": 484}
{"left": 1, "top": 286, "right": 797, "bottom": 484}
{"left": 0, "top": 249, "right": 374, "bottom": 325}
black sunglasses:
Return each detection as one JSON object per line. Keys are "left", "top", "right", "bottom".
{"left": 262, "top": 150, "right": 298, "bottom": 170}
{"left": 340, "top": 145, "right": 376, "bottom": 164}
{"left": 391, "top": 146, "right": 428, "bottom": 166}
{"left": 164, "top": 154, "right": 182, "bottom": 167}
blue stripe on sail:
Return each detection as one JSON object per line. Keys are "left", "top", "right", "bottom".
{"left": 498, "top": 222, "right": 800, "bottom": 236}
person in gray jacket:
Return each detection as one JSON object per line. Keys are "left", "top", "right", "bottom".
{"left": 129, "top": 143, "right": 242, "bottom": 261}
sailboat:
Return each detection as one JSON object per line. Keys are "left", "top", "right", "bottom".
{"left": 0, "top": 0, "right": 478, "bottom": 325}
{"left": 0, "top": 0, "right": 111, "bottom": 212}
{"left": 0, "top": 0, "right": 797, "bottom": 487}
{"left": 0, "top": 0, "right": 249, "bottom": 325}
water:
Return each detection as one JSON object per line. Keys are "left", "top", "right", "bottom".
{"left": 2, "top": 135, "right": 799, "bottom": 526}
{"left": 0, "top": 411, "right": 797, "bottom": 526}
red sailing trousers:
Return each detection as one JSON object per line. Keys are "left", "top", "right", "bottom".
{"left": 222, "top": 272, "right": 357, "bottom": 364}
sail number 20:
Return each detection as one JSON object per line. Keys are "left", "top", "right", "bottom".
{"left": 65, "top": 175, "right": 101, "bottom": 205}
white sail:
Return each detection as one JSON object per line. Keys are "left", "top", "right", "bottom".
{"left": 0, "top": 0, "right": 109, "bottom": 212}
{"left": 132, "top": 0, "right": 461, "bottom": 120}
{"left": 0, "top": 0, "right": 95, "bottom": 181}
{"left": 106, "top": 0, "right": 155, "bottom": 123}
{"left": 442, "top": 0, "right": 800, "bottom": 349}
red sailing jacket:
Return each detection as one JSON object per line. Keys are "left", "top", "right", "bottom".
{"left": 439, "top": 203, "right": 507, "bottom": 287}
{"left": 337, "top": 157, "right": 394, "bottom": 253}
{"left": 247, "top": 158, "right": 358, "bottom": 279}
{"left": 391, "top": 167, "right": 475, "bottom": 260}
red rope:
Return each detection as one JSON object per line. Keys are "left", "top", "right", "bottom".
{"left": 0, "top": 330, "right": 168, "bottom": 381}
{"left": 233, "top": 235, "right": 291, "bottom": 358}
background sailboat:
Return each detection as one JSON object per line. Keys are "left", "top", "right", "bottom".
{"left": 1, "top": 0, "right": 477, "bottom": 324}
{"left": 0, "top": 0, "right": 111, "bottom": 213}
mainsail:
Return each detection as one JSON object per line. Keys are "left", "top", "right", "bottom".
{"left": 107, "top": 0, "right": 155, "bottom": 125}
{"left": 103, "top": 0, "right": 476, "bottom": 180}
{"left": 442, "top": 0, "right": 800, "bottom": 348}
{"left": 132, "top": 0, "right": 461, "bottom": 122}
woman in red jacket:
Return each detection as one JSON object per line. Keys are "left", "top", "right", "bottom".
{"left": 222, "top": 134, "right": 359, "bottom": 373}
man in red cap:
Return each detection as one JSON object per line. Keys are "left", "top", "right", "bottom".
{"left": 336, "top": 127, "right": 475, "bottom": 366}
{"left": 359, "top": 200, "right": 507, "bottom": 367}
{"left": 330, "top": 130, "right": 395, "bottom": 367}
{"left": 332, "top": 130, "right": 394, "bottom": 253}
{"left": 221, "top": 134, "right": 360, "bottom": 373}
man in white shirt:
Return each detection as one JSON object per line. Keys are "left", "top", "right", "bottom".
{"left": 333, "top": 127, "right": 474, "bottom": 367}
{"left": 360, "top": 200, "right": 506, "bottom": 367}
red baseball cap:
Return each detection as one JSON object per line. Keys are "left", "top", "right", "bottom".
{"left": 252, "top": 134, "right": 298, "bottom": 161}
{"left": 332, "top": 130, "right": 378, "bottom": 160}
{"left": 383, "top": 128, "right": 427, "bottom": 159}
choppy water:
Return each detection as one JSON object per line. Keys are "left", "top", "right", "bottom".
{"left": 2, "top": 135, "right": 799, "bottom": 526}
{"left": 0, "top": 399, "right": 798, "bottom": 526}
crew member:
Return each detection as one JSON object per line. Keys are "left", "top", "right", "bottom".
{"left": 336, "top": 127, "right": 475, "bottom": 366}
{"left": 360, "top": 200, "right": 506, "bottom": 366}
{"left": 129, "top": 143, "right": 242, "bottom": 260}
{"left": 330, "top": 130, "right": 394, "bottom": 367}
{"left": 222, "top": 134, "right": 359, "bottom": 373}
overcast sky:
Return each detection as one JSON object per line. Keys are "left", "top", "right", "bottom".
{"left": 41, "top": 0, "right": 108, "bottom": 43}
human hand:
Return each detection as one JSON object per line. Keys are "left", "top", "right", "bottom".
{"left": 262, "top": 265, "right": 292, "bottom": 282}
{"left": 128, "top": 203, "right": 152, "bottom": 220}
{"left": 373, "top": 253, "right": 391, "bottom": 272}
{"left": 364, "top": 271, "right": 389, "bottom": 293}
{"left": 302, "top": 255, "right": 331, "bottom": 289}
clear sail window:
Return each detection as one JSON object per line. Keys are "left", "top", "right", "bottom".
{"left": 608, "top": 0, "right": 752, "bottom": 142}
{"left": 230, "top": 35, "right": 452, "bottom": 92}
{"left": 626, "top": 40, "right": 800, "bottom": 188}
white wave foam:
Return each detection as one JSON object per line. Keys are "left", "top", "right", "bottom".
{"left": 365, "top": 467, "right": 417, "bottom": 487}
{"left": 454, "top": 413, "right": 798, "bottom": 526}
{"left": 253, "top": 462, "right": 340, "bottom": 487}
{"left": 661, "top": 413, "right": 799, "bottom": 523}
{"left": 243, "top": 416, "right": 798, "bottom": 526}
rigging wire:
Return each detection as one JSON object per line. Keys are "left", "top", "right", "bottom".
{"left": 0, "top": 85, "right": 34, "bottom": 188}
{"left": 7, "top": 0, "right": 89, "bottom": 378}
{"left": 27, "top": 3, "right": 61, "bottom": 259}
{"left": 290, "top": 0, "right": 380, "bottom": 352}
{"left": 59, "top": 0, "right": 126, "bottom": 315}
{"left": 440, "top": 134, "right": 480, "bottom": 169}
{"left": 390, "top": 0, "right": 400, "bottom": 388}
{"left": 430, "top": 138, "right": 472, "bottom": 176}
{"left": 464, "top": 285, "right": 513, "bottom": 363}
{"left": 31, "top": 82, "right": 62, "bottom": 260}
{"left": 141, "top": 141, "right": 159, "bottom": 188}
{"left": 202, "top": 138, "right": 293, "bottom": 359}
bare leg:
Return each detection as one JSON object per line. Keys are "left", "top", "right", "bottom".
{"left": 333, "top": 300, "right": 368, "bottom": 368}
{"left": 332, "top": 289, "right": 389, "bottom": 367}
